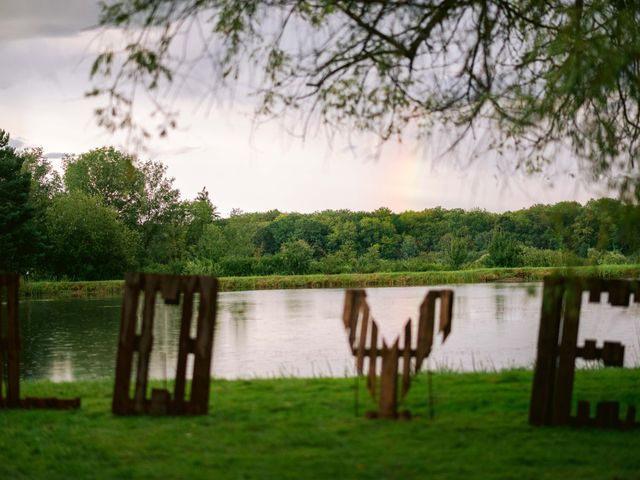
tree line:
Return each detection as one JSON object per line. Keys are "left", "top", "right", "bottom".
{"left": 1, "top": 130, "right": 639, "bottom": 281}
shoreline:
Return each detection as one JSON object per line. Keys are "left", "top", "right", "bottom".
{"left": 20, "top": 264, "right": 640, "bottom": 299}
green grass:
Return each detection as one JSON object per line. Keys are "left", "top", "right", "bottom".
{"left": 21, "top": 264, "right": 640, "bottom": 299}
{"left": 1, "top": 369, "right": 638, "bottom": 479}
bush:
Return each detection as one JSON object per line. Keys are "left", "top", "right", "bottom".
{"left": 487, "top": 228, "right": 523, "bottom": 267}
{"left": 45, "top": 193, "right": 138, "bottom": 279}
{"left": 446, "top": 237, "right": 469, "bottom": 269}
{"left": 355, "top": 244, "right": 381, "bottom": 273}
{"left": 468, "top": 253, "right": 490, "bottom": 269}
{"left": 183, "top": 258, "right": 221, "bottom": 276}
{"left": 279, "top": 240, "right": 314, "bottom": 274}
{"left": 520, "top": 247, "right": 567, "bottom": 267}
{"left": 587, "top": 248, "right": 629, "bottom": 265}
{"left": 141, "top": 260, "right": 186, "bottom": 275}
{"left": 220, "top": 256, "right": 254, "bottom": 276}
{"left": 253, "top": 255, "right": 286, "bottom": 275}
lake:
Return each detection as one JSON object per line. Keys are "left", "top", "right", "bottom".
{"left": 18, "top": 283, "right": 640, "bottom": 381}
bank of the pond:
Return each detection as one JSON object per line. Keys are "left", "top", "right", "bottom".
{"left": 20, "top": 264, "right": 640, "bottom": 299}
{"left": 0, "top": 369, "right": 638, "bottom": 479}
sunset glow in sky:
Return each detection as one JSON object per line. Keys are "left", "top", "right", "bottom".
{"left": 0, "top": 0, "right": 606, "bottom": 216}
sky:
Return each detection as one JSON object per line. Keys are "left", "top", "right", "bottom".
{"left": 0, "top": 0, "right": 607, "bottom": 217}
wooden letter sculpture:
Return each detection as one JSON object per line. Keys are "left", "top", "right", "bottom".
{"left": 112, "top": 273, "right": 218, "bottom": 415}
{"left": 342, "top": 289, "right": 453, "bottom": 419}
{"left": 530, "top": 276, "right": 639, "bottom": 429}
{"left": 0, "top": 273, "right": 80, "bottom": 409}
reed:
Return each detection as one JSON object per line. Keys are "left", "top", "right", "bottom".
{"left": 21, "top": 264, "right": 640, "bottom": 299}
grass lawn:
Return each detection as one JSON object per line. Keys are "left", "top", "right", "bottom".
{"left": 1, "top": 369, "right": 638, "bottom": 479}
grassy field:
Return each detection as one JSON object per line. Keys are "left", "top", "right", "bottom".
{"left": 20, "top": 264, "right": 640, "bottom": 299}
{"left": 0, "top": 369, "right": 638, "bottom": 479}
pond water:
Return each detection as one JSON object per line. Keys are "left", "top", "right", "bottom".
{"left": 18, "top": 283, "right": 640, "bottom": 381}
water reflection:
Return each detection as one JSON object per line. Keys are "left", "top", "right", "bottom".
{"left": 17, "top": 283, "right": 640, "bottom": 381}
{"left": 494, "top": 293, "right": 505, "bottom": 324}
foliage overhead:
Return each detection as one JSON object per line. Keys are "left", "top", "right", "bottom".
{"left": 90, "top": 0, "right": 640, "bottom": 200}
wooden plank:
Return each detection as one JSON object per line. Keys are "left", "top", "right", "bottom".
{"left": 112, "top": 273, "right": 142, "bottom": 415}
{"left": 355, "top": 303, "right": 369, "bottom": 375}
{"left": 149, "top": 388, "right": 170, "bottom": 416}
{"left": 632, "top": 281, "right": 640, "bottom": 303}
{"left": 133, "top": 275, "right": 159, "bottom": 414}
{"left": 21, "top": 397, "right": 81, "bottom": 409}
{"left": 367, "top": 321, "right": 378, "bottom": 398}
{"left": 438, "top": 290, "right": 454, "bottom": 341}
{"left": 551, "top": 280, "right": 582, "bottom": 426}
{"left": 401, "top": 319, "right": 411, "bottom": 400}
{"left": 378, "top": 340, "right": 400, "bottom": 419}
{"left": 529, "top": 277, "right": 564, "bottom": 426}
{"left": 173, "top": 286, "right": 194, "bottom": 414}
{"left": 6, "top": 274, "right": 20, "bottom": 407}
{"left": 416, "top": 292, "right": 436, "bottom": 372}
{"left": 342, "top": 290, "right": 364, "bottom": 340}
{"left": 607, "top": 280, "right": 630, "bottom": 307}
{"left": 586, "top": 278, "right": 602, "bottom": 303}
{"left": 189, "top": 276, "right": 218, "bottom": 414}
{"left": 595, "top": 401, "right": 620, "bottom": 429}
{"left": 342, "top": 289, "right": 355, "bottom": 329}
{"left": 575, "top": 400, "right": 590, "bottom": 427}
{"left": 579, "top": 339, "right": 597, "bottom": 360}
{"left": 349, "top": 291, "right": 365, "bottom": 348}
{"left": 160, "top": 275, "right": 181, "bottom": 305}
{"left": 0, "top": 274, "right": 81, "bottom": 411}
{"left": 602, "top": 341, "right": 624, "bottom": 367}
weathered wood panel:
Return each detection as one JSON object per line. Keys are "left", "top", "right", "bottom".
{"left": 529, "top": 276, "right": 638, "bottom": 430}
{"left": 343, "top": 289, "right": 454, "bottom": 419}
{"left": 0, "top": 274, "right": 80, "bottom": 411}
{"left": 112, "top": 273, "right": 219, "bottom": 416}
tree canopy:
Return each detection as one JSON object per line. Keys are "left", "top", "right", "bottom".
{"left": 3, "top": 128, "right": 639, "bottom": 279}
{"left": 91, "top": 0, "right": 640, "bottom": 200}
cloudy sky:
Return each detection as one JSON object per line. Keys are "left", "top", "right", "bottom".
{"left": 0, "top": 0, "right": 606, "bottom": 216}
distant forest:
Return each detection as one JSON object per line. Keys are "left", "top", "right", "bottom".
{"left": 2, "top": 132, "right": 639, "bottom": 281}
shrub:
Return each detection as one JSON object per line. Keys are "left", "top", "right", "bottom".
{"left": 253, "top": 255, "right": 286, "bottom": 275}
{"left": 279, "top": 240, "right": 314, "bottom": 275}
{"left": 220, "top": 256, "right": 254, "bottom": 276}
{"left": 487, "top": 228, "right": 523, "bottom": 267}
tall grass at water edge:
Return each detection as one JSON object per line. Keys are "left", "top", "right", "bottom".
{"left": 20, "top": 264, "right": 640, "bottom": 299}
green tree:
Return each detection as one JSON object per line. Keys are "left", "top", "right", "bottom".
{"left": 487, "top": 228, "right": 523, "bottom": 268}
{"left": 357, "top": 244, "right": 382, "bottom": 273}
{"left": 444, "top": 236, "right": 469, "bottom": 270}
{"left": 20, "top": 147, "right": 63, "bottom": 213}
{"left": 193, "top": 223, "right": 228, "bottom": 263}
{"left": 224, "top": 214, "right": 264, "bottom": 257}
{"left": 279, "top": 239, "right": 314, "bottom": 275}
{"left": 185, "top": 187, "right": 220, "bottom": 246}
{"left": 64, "top": 147, "right": 183, "bottom": 265}
{"left": 45, "top": 192, "right": 137, "bottom": 279}
{"left": 64, "top": 147, "right": 143, "bottom": 228}
{"left": 92, "top": 1, "right": 640, "bottom": 200}
{"left": 265, "top": 214, "right": 329, "bottom": 257}
{"left": 326, "top": 216, "right": 358, "bottom": 253}
{"left": 399, "top": 235, "right": 419, "bottom": 260}
{"left": 358, "top": 216, "right": 395, "bottom": 253}
{"left": 0, "top": 130, "right": 41, "bottom": 273}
